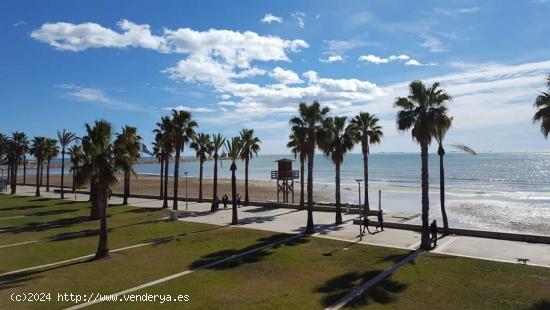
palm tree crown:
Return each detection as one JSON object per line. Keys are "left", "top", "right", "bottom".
{"left": 533, "top": 74, "right": 550, "bottom": 138}
{"left": 190, "top": 133, "right": 213, "bottom": 162}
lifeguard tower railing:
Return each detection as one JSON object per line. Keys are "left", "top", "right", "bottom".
{"left": 270, "top": 170, "right": 299, "bottom": 180}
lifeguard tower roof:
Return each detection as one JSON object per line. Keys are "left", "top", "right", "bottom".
{"left": 274, "top": 158, "right": 294, "bottom": 162}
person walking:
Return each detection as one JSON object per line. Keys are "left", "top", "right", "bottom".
{"left": 222, "top": 193, "right": 228, "bottom": 209}
{"left": 377, "top": 210, "right": 384, "bottom": 231}
{"left": 236, "top": 193, "right": 241, "bottom": 208}
{"left": 430, "top": 220, "right": 438, "bottom": 249}
{"left": 362, "top": 215, "right": 371, "bottom": 235}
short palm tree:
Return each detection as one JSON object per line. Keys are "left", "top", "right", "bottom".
{"left": 190, "top": 133, "right": 213, "bottom": 202}
{"left": 226, "top": 137, "right": 242, "bottom": 225}
{"left": 57, "top": 129, "right": 77, "bottom": 199}
{"left": 0, "top": 133, "right": 7, "bottom": 167}
{"left": 350, "top": 112, "right": 383, "bottom": 213}
{"left": 433, "top": 115, "right": 453, "bottom": 234}
{"left": 239, "top": 129, "right": 261, "bottom": 205}
{"left": 154, "top": 116, "right": 175, "bottom": 208}
{"left": 170, "top": 109, "right": 198, "bottom": 211}
{"left": 30, "top": 137, "right": 48, "bottom": 197}
{"left": 287, "top": 126, "right": 308, "bottom": 209}
{"left": 533, "top": 74, "right": 550, "bottom": 137}
{"left": 289, "top": 102, "right": 330, "bottom": 234}
{"left": 394, "top": 80, "right": 451, "bottom": 250}
{"left": 45, "top": 138, "right": 59, "bottom": 192}
{"left": 8, "top": 132, "right": 29, "bottom": 194}
{"left": 210, "top": 133, "right": 226, "bottom": 212}
{"left": 114, "top": 126, "right": 142, "bottom": 205}
{"left": 318, "top": 116, "right": 355, "bottom": 225}
{"left": 75, "top": 120, "right": 127, "bottom": 259}
{"left": 67, "top": 144, "right": 83, "bottom": 193}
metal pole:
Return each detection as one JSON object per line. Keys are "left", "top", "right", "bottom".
{"left": 185, "top": 171, "right": 189, "bottom": 211}
{"left": 378, "top": 190, "right": 381, "bottom": 211}
{"left": 355, "top": 179, "right": 363, "bottom": 239}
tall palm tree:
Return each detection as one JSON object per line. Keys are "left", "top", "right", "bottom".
{"left": 9, "top": 132, "right": 29, "bottom": 194}
{"left": 287, "top": 126, "right": 308, "bottom": 209}
{"left": 152, "top": 136, "right": 164, "bottom": 199}
{"left": 190, "top": 133, "right": 212, "bottom": 202}
{"left": 45, "top": 138, "right": 59, "bottom": 192}
{"left": 289, "top": 102, "right": 330, "bottom": 234}
{"left": 318, "top": 116, "right": 355, "bottom": 225}
{"left": 0, "top": 133, "right": 7, "bottom": 168}
{"left": 75, "top": 120, "right": 127, "bottom": 259}
{"left": 394, "top": 80, "right": 451, "bottom": 250}
{"left": 67, "top": 144, "right": 83, "bottom": 193}
{"left": 434, "top": 115, "right": 453, "bottom": 234}
{"left": 30, "top": 137, "right": 48, "bottom": 197}
{"left": 239, "top": 129, "right": 261, "bottom": 206}
{"left": 226, "top": 137, "right": 242, "bottom": 225}
{"left": 57, "top": 130, "right": 77, "bottom": 199}
{"left": 154, "top": 116, "right": 175, "bottom": 208}
{"left": 210, "top": 133, "right": 226, "bottom": 212}
{"left": 533, "top": 74, "right": 550, "bottom": 137}
{"left": 350, "top": 112, "right": 383, "bottom": 213}
{"left": 170, "top": 109, "right": 198, "bottom": 211}
{"left": 114, "top": 126, "right": 142, "bottom": 205}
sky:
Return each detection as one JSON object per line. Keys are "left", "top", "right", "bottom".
{"left": 1, "top": 0, "right": 550, "bottom": 154}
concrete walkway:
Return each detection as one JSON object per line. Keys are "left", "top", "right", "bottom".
{"left": 6, "top": 185, "right": 550, "bottom": 267}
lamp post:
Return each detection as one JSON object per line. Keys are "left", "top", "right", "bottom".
{"left": 355, "top": 179, "right": 363, "bottom": 205}
{"left": 355, "top": 179, "right": 363, "bottom": 239}
{"left": 184, "top": 171, "right": 189, "bottom": 211}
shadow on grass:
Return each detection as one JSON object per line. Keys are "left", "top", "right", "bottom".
{"left": 316, "top": 271, "right": 408, "bottom": 308}
{"left": 125, "top": 207, "right": 164, "bottom": 214}
{"left": 49, "top": 229, "right": 99, "bottom": 241}
{"left": 189, "top": 233, "right": 309, "bottom": 270}
{"left": 29, "top": 209, "right": 78, "bottom": 217}
{"left": 142, "top": 225, "right": 228, "bottom": 246}
{"left": 0, "top": 204, "right": 49, "bottom": 212}
{"left": 526, "top": 300, "right": 550, "bottom": 310}
{"left": 293, "top": 222, "right": 347, "bottom": 235}
{"left": 3, "top": 216, "right": 91, "bottom": 234}
{"left": 377, "top": 252, "right": 416, "bottom": 265}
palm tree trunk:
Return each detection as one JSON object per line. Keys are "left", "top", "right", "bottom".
{"left": 123, "top": 172, "right": 129, "bottom": 205}
{"left": 305, "top": 150, "right": 315, "bottom": 234}
{"left": 163, "top": 156, "right": 169, "bottom": 208}
{"left": 60, "top": 151, "right": 65, "bottom": 199}
{"left": 211, "top": 156, "right": 219, "bottom": 212}
{"left": 72, "top": 162, "right": 76, "bottom": 193}
{"left": 46, "top": 159, "right": 51, "bottom": 192}
{"left": 439, "top": 145, "right": 449, "bottom": 234}
{"left": 90, "top": 182, "right": 100, "bottom": 220}
{"left": 35, "top": 162, "right": 40, "bottom": 197}
{"left": 40, "top": 163, "right": 44, "bottom": 187}
{"left": 10, "top": 163, "right": 17, "bottom": 194}
{"left": 23, "top": 156, "right": 26, "bottom": 185}
{"left": 159, "top": 157, "right": 164, "bottom": 199}
{"left": 173, "top": 148, "right": 181, "bottom": 211}
{"left": 299, "top": 155, "right": 305, "bottom": 209}
{"left": 94, "top": 183, "right": 109, "bottom": 259}
{"left": 363, "top": 146, "right": 370, "bottom": 212}
{"left": 231, "top": 162, "right": 238, "bottom": 225}
{"left": 198, "top": 158, "right": 204, "bottom": 202}
{"left": 420, "top": 142, "right": 431, "bottom": 250}
{"left": 244, "top": 157, "right": 250, "bottom": 205}
{"left": 335, "top": 161, "right": 342, "bottom": 225}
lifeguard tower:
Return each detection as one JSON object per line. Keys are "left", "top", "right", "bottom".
{"left": 271, "top": 158, "right": 299, "bottom": 203}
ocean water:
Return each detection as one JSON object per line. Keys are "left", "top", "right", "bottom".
{"left": 17, "top": 152, "right": 550, "bottom": 235}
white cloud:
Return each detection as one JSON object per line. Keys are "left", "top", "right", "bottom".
{"left": 163, "top": 105, "right": 214, "bottom": 113}
{"left": 269, "top": 67, "right": 303, "bottom": 85}
{"left": 359, "top": 53, "right": 434, "bottom": 66}
{"left": 13, "top": 20, "right": 27, "bottom": 27}
{"left": 405, "top": 59, "right": 437, "bottom": 66}
{"left": 319, "top": 55, "right": 345, "bottom": 63}
{"left": 261, "top": 13, "right": 283, "bottom": 24}
{"left": 420, "top": 34, "right": 447, "bottom": 52}
{"left": 56, "top": 84, "right": 144, "bottom": 111}
{"left": 358, "top": 54, "right": 389, "bottom": 64}
{"left": 433, "top": 6, "right": 480, "bottom": 16}
{"left": 291, "top": 12, "right": 305, "bottom": 28}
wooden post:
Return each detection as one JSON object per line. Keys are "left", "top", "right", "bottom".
{"left": 378, "top": 190, "right": 381, "bottom": 211}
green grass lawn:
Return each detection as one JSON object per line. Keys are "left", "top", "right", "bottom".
{"left": 1, "top": 194, "right": 549, "bottom": 310}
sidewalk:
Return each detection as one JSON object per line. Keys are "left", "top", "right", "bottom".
{"left": 8, "top": 185, "right": 550, "bottom": 267}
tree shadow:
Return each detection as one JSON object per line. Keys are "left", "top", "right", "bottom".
{"left": 142, "top": 225, "right": 228, "bottom": 246}
{"left": 315, "top": 270, "right": 408, "bottom": 308}
{"left": 3, "top": 216, "right": 91, "bottom": 233}
{"left": 293, "top": 223, "right": 346, "bottom": 235}
{"left": 126, "top": 207, "right": 164, "bottom": 214}
{"left": 49, "top": 229, "right": 99, "bottom": 241}
{"left": 376, "top": 252, "right": 416, "bottom": 265}
{"left": 0, "top": 204, "right": 49, "bottom": 212}
{"left": 189, "top": 233, "right": 309, "bottom": 270}
{"left": 29, "top": 209, "right": 78, "bottom": 217}
{"left": 525, "top": 300, "right": 550, "bottom": 310}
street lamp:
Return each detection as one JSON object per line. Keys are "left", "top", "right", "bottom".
{"left": 355, "top": 179, "right": 363, "bottom": 206}
{"left": 355, "top": 179, "right": 363, "bottom": 239}
{"left": 184, "top": 171, "right": 189, "bottom": 211}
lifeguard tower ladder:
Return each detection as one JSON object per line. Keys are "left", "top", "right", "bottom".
{"left": 271, "top": 158, "right": 299, "bottom": 203}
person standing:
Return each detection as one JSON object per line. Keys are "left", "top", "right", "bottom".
{"left": 236, "top": 193, "right": 241, "bottom": 208}
{"left": 377, "top": 210, "right": 384, "bottom": 231}
{"left": 222, "top": 193, "right": 228, "bottom": 209}
{"left": 430, "top": 220, "right": 438, "bottom": 249}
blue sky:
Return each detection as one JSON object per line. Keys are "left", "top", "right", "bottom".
{"left": 1, "top": 0, "right": 550, "bottom": 154}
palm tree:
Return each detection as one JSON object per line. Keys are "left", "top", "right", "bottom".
{"left": 434, "top": 115, "right": 453, "bottom": 234}
{"left": 170, "top": 109, "right": 198, "bottom": 211}
{"left": 114, "top": 126, "right": 142, "bottom": 205}
{"left": 318, "top": 116, "right": 355, "bottom": 225}
{"left": 75, "top": 120, "right": 127, "bottom": 259}
{"left": 190, "top": 133, "right": 212, "bottom": 202}
{"left": 152, "top": 136, "right": 164, "bottom": 199}
{"left": 8, "top": 132, "right": 29, "bottom": 194}
{"left": 30, "top": 137, "right": 48, "bottom": 197}
{"left": 0, "top": 133, "right": 7, "bottom": 167}
{"left": 154, "top": 116, "right": 175, "bottom": 208}
{"left": 287, "top": 126, "right": 308, "bottom": 209}
{"left": 289, "top": 102, "right": 330, "bottom": 234}
{"left": 210, "top": 133, "right": 226, "bottom": 212}
{"left": 67, "top": 144, "right": 83, "bottom": 193}
{"left": 350, "top": 112, "right": 383, "bottom": 214}
{"left": 45, "top": 138, "right": 59, "bottom": 192}
{"left": 57, "top": 130, "right": 77, "bottom": 199}
{"left": 394, "top": 80, "right": 451, "bottom": 250}
{"left": 533, "top": 74, "right": 550, "bottom": 137}
{"left": 239, "top": 129, "right": 261, "bottom": 206}
{"left": 226, "top": 137, "right": 242, "bottom": 225}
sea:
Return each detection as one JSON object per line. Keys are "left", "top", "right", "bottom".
{"left": 17, "top": 152, "right": 550, "bottom": 236}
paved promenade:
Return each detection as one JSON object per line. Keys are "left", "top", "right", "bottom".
{"left": 9, "top": 185, "right": 550, "bottom": 267}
